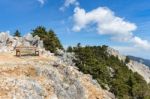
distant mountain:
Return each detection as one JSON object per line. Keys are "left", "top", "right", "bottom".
{"left": 128, "top": 56, "right": 150, "bottom": 67}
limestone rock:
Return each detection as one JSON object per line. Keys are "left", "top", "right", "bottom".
{"left": 0, "top": 53, "right": 115, "bottom": 99}
{"left": 127, "top": 60, "right": 150, "bottom": 83}
{"left": 0, "top": 32, "right": 48, "bottom": 55}
{"left": 107, "top": 47, "right": 150, "bottom": 83}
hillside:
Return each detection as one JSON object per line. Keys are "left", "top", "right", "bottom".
{"left": 128, "top": 56, "right": 150, "bottom": 67}
{"left": 0, "top": 33, "right": 114, "bottom": 99}
{"left": 0, "top": 52, "right": 114, "bottom": 99}
{"left": 0, "top": 32, "right": 150, "bottom": 99}
{"left": 107, "top": 47, "right": 150, "bottom": 83}
{"left": 67, "top": 45, "right": 150, "bottom": 99}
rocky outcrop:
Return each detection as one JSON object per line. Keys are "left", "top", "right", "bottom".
{"left": 107, "top": 47, "right": 126, "bottom": 61}
{"left": 0, "top": 32, "right": 53, "bottom": 57}
{"left": 107, "top": 47, "right": 150, "bottom": 83}
{"left": 0, "top": 53, "right": 115, "bottom": 99}
{"left": 0, "top": 32, "right": 115, "bottom": 99}
{"left": 0, "top": 32, "right": 44, "bottom": 52}
{"left": 127, "top": 60, "right": 150, "bottom": 83}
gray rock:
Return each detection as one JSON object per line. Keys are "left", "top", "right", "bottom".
{"left": 0, "top": 33, "right": 46, "bottom": 53}
{"left": 24, "top": 33, "right": 33, "bottom": 42}
{"left": 0, "top": 32, "right": 10, "bottom": 46}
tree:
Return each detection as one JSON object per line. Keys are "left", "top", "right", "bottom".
{"left": 125, "top": 56, "right": 130, "bottom": 63}
{"left": 67, "top": 46, "right": 73, "bottom": 52}
{"left": 31, "top": 26, "right": 63, "bottom": 53}
{"left": 69, "top": 45, "right": 150, "bottom": 99}
{"left": 14, "top": 30, "right": 21, "bottom": 37}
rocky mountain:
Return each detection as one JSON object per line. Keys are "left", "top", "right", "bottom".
{"left": 0, "top": 32, "right": 114, "bottom": 99}
{"left": 0, "top": 32, "right": 150, "bottom": 99}
{"left": 128, "top": 56, "right": 150, "bottom": 67}
{"left": 107, "top": 47, "right": 150, "bottom": 83}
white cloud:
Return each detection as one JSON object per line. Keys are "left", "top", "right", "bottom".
{"left": 64, "top": 0, "right": 79, "bottom": 7}
{"left": 37, "top": 0, "right": 45, "bottom": 5}
{"left": 72, "top": 7, "right": 150, "bottom": 51}
{"left": 72, "top": 7, "right": 136, "bottom": 41}
{"left": 60, "top": 0, "right": 79, "bottom": 11}
{"left": 132, "top": 36, "right": 150, "bottom": 50}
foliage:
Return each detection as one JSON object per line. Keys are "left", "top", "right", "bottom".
{"left": 67, "top": 45, "right": 150, "bottom": 99}
{"left": 125, "top": 56, "right": 130, "bottom": 63}
{"left": 31, "top": 26, "right": 63, "bottom": 53}
{"left": 13, "top": 30, "right": 21, "bottom": 37}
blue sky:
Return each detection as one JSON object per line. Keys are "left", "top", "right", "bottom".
{"left": 0, "top": 0, "right": 150, "bottom": 59}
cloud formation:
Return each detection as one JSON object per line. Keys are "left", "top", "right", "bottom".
{"left": 37, "top": 0, "right": 45, "bottom": 5}
{"left": 72, "top": 7, "right": 150, "bottom": 50}
{"left": 60, "top": 0, "right": 79, "bottom": 11}
{"left": 73, "top": 7, "right": 136, "bottom": 41}
{"left": 132, "top": 36, "right": 150, "bottom": 50}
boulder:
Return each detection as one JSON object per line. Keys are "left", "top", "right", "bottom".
{"left": 0, "top": 32, "right": 10, "bottom": 46}
{"left": 24, "top": 33, "right": 33, "bottom": 42}
{"left": 38, "top": 40, "right": 44, "bottom": 48}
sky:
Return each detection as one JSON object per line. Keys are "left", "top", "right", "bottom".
{"left": 0, "top": 0, "right": 150, "bottom": 59}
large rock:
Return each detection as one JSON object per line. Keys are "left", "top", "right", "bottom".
{"left": 24, "top": 33, "right": 33, "bottom": 42}
{"left": 0, "top": 32, "right": 46, "bottom": 54}
{"left": 56, "top": 49, "right": 76, "bottom": 66}
{"left": 0, "top": 32, "right": 10, "bottom": 46}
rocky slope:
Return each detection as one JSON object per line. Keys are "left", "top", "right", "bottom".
{"left": 107, "top": 47, "right": 150, "bottom": 83}
{"left": 0, "top": 32, "right": 114, "bottom": 99}
{"left": 0, "top": 52, "right": 115, "bottom": 99}
{"left": 128, "top": 55, "right": 150, "bottom": 67}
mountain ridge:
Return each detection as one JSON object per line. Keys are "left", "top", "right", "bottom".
{"left": 128, "top": 55, "right": 150, "bottom": 67}
{"left": 0, "top": 32, "right": 150, "bottom": 99}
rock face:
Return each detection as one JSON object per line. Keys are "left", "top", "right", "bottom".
{"left": 0, "top": 32, "right": 115, "bottom": 99}
{"left": 0, "top": 32, "right": 44, "bottom": 52}
{"left": 127, "top": 60, "right": 150, "bottom": 83}
{"left": 107, "top": 47, "right": 150, "bottom": 83}
{"left": 0, "top": 53, "right": 114, "bottom": 99}
{"left": 107, "top": 47, "right": 126, "bottom": 61}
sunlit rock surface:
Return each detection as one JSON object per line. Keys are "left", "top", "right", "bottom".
{"left": 107, "top": 47, "right": 150, "bottom": 83}
{"left": 0, "top": 32, "right": 115, "bottom": 99}
{"left": 0, "top": 32, "right": 43, "bottom": 52}
{"left": 0, "top": 53, "right": 114, "bottom": 99}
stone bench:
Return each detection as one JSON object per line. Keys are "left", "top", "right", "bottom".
{"left": 16, "top": 46, "right": 39, "bottom": 57}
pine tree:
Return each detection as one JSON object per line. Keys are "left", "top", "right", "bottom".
{"left": 14, "top": 30, "right": 21, "bottom": 37}
{"left": 31, "top": 26, "right": 63, "bottom": 53}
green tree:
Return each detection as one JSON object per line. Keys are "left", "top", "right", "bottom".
{"left": 32, "top": 26, "right": 63, "bottom": 53}
{"left": 13, "top": 30, "right": 21, "bottom": 37}
{"left": 69, "top": 45, "right": 150, "bottom": 99}
{"left": 125, "top": 56, "right": 130, "bottom": 63}
{"left": 67, "top": 46, "right": 73, "bottom": 52}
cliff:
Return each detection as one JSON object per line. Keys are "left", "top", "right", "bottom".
{"left": 107, "top": 47, "right": 150, "bottom": 83}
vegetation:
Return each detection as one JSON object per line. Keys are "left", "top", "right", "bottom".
{"left": 67, "top": 44, "right": 150, "bottom": 99}
{"left": 15, "top": 26, "right": 150, "bottom": 98}
{"left": 31, "top": 26, "right": 63, "bottom": 53}
{"left": 13, "top": 30, "right": 21, "bottom": 37}
{"left": 125, "top": 56, "right": 130, "bottom": 63}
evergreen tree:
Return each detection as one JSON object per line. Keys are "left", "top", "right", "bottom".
{"left": 69, "top": 45, "right": 150, "bottom": 99}
{"left": 125, "top": 56, "right": 130, "bottom": 63}
{"left": 32, "top": 26, "right": 63, "bottom": 53}
{"left": 14, "top": 30, "right": 21, "bottom": 37}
